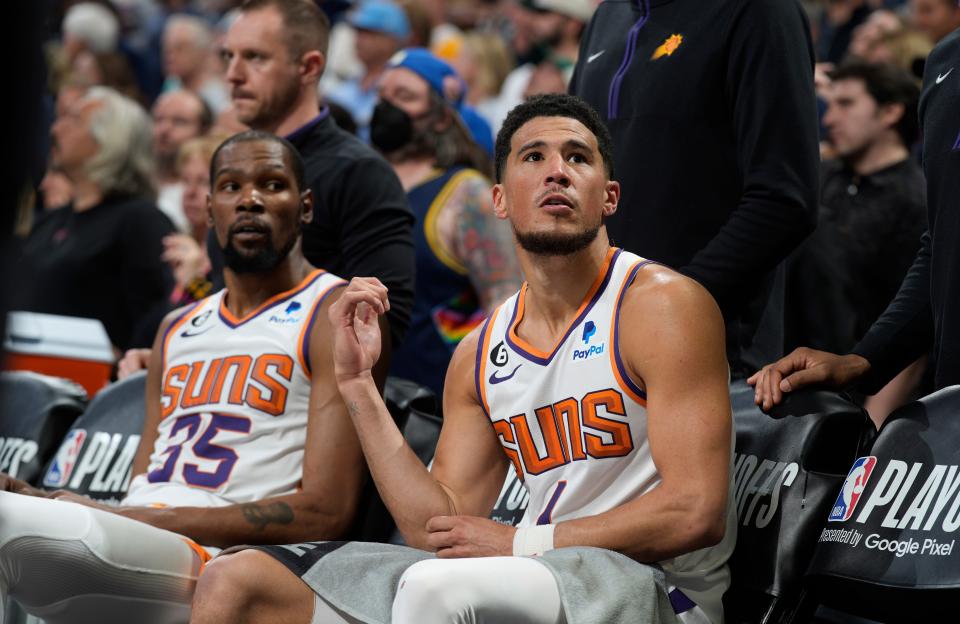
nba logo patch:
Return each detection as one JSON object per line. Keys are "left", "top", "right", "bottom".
{"left": 829, "top": 456, "right": 877, "bottom": 522}
{"left": 43, "top": 429, "right": 87, "bottom": 488}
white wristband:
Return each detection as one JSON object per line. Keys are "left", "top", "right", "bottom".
{"left": 512, "top": 524, "right": 556, "bottom": 556}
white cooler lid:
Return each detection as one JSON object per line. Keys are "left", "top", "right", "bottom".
{"left": 5, "top": 311, "right": 114, "bottom": 363}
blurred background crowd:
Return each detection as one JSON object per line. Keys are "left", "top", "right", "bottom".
{"left": 8, "top": 0, "right": 953, "bottom": 424}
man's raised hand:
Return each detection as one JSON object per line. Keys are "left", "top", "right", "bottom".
{"left": 328, "top": 277, "right": 390, "bottom": 383}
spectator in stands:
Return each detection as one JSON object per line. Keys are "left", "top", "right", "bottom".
{"left": 488, "top": 0, "right": 594, "bottom": 133}
{"left": 15, "top": 87, "right": 173, "bottom": 352}
{"left": 751, "top": 23, "right": 960, "bottom": 419}
{"left": 152, "top": 89, "right": 213, "bottom": 231}
{"left": 61, "top": 2, "right": 120, "bottom": 66}
{"left": 817, "top": 0, "right": 872, "bottom": 63}
{"left": 372, "top": 48, "right": 521, "bottom": 396}
{"left": 448, "top": 32, "right": 515, "bottom": 129}
{"left": 325, "top": 0, "right": 411, "bottom": 139}
{"left": 163, "top": 134, "right": 226, "bottom": 307}
{"left": 786, "top": 61, "right": 925, "bottom": 426}
{"left": 222, "top": 0, "right": 415, "bottom": 348}
{"left": 910, "top": 0, "right": 960, "bottom": 43}
{"left": 162, "top": 14, "right": 230, "bottom": 113}
{"left": 70, "top": 49, "right": 145, "bottom": 103}
{"left": 0, "top": 132, "right": 371, "bottom": 624}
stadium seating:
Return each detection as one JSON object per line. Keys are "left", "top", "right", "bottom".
{"left": 806, "top": 385, "right": 960, "bottom": 622}
{"left": 40, "top": 371, "right": 147, "bottom": 503}
{"left": 0, "top": 371, "right": 87, "bottom": 485}
{"left": 724, "top": 381, "right": 872, "bottom": 624}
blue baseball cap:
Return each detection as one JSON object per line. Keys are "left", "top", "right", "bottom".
{"left": 387, "top": 48, "right": 465, "bottom": 108}
{"left": 348, "top": 0, "right": 410, "bottom": 40}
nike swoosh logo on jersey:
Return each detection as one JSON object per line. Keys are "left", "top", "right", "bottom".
{"left": 489, "top": 364, "right": 522, "bottom": 384}
{"left": 181, "top": 325, "right": 213, "bottom": 338}
{"left": 937, "top": 68, "right": 954, "bottom": 84}
{"left": 587, "top": 50, "right": 605, "bottom": 63}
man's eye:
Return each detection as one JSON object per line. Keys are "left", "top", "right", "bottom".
{"left": 265, "top": 181, "right": 285, "bottom": 191}
{"left": 219, "top": 182, "right": 239, "bottom": 192}
{"left": 523, "top": 152, "right": 542, "bottom": 161}
{"left": 568, "top": 153, "right": 586, "bottom": 163}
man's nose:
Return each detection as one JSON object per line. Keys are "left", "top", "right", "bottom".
{"left": 225, "top": 57, "right": 244, "bottom": 84}
{"left": 237, "top": 186, "right": 265, "bottom": 211}
{"left": 544, "top": 154, "right": 571, "bottom": 187}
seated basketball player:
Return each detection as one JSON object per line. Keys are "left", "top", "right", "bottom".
{"left": 190, "top": 95, "right": 737, "bottom": 624}
{"left": 0, "top": 132, "right": 379, "bottom": 623}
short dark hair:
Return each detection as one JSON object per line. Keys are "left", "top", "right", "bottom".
{"left": 829, "top": 61, "right": 920, "bottom": 146}
{"left": 494, "top": 94, "right": 613, "bottom": 183}
{"left": 209, "top": 130, "right": 306, "bottom": 192}
{"left": 239, "top": 0, "right": 330, "bottom": 59}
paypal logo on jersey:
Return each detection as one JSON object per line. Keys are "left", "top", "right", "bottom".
{"left": 270, "top": 300, "right": 303, "bottom": 324}
{"left": 582, "top": 321, "right": 597, "bottom": 344}
{"left": 573, "top": 321, "right": 605, "bottom": 361}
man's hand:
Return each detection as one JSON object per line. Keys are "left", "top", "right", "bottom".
{"left": 747, "top": 347, "right": 871, "bottom": 410}
{"left": 162, "top": 234, "right": 211, "bottom": 288}
{"left": 425, "top": 516, "right": 516, "bottom": 558}
{"left": 0, "top": 473, "right": 42, "bottom": 495}
{"left": 328, "top": 277, "right": 390, "bottom": 384}
{"left": 118, "top": 348, "right": 152, "bottom": 379}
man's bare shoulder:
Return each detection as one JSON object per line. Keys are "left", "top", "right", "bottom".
{"left": 623, "top": 262, "right": 722, "bottom": 324}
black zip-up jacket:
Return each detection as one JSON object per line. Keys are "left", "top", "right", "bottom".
{"left": 570, "top": 0, "right": 819, "bottom": 376}
{"left": 852, "top": 29, "right": 960, "bottom": 392}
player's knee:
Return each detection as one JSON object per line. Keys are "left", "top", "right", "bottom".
{"left": 393, "top": 560, "right": 477, "bottom": 623}
{"left": 193, "top": 550, "right": 270, "bottom": 621}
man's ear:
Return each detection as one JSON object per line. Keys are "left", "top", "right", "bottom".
{"left": 492, "top": 183, "right": 508, "bottom": 220}
{"left": 301, "top": 51, "right": 325, "bottom": 84}
{"left": 603, "top": 180, "right": 620, "bottom": 218}
{"left": 879, "top": 102, "right": 905, "bottom": 131}
{"left": 300, "top": 188, "right": 314, "bottom": 224}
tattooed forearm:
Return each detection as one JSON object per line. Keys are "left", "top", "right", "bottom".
{"left": 241, "top": 501, "right": 294, "bottom": 529}
{"left": 347, "top": 400, "right": 360, "bottom": 417}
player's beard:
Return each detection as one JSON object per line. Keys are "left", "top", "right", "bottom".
{"left": 513, "top": 221, "right": 602, "bottom": 256}
{"left": 221, "top": 227, "right": 298, "bottom": 274}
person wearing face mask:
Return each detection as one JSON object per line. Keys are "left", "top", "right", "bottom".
{"left": 370, "top": 48, "right": 522, "bottom": 397}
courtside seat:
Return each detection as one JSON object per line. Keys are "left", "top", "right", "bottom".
{"left": 0, "top": 371, "right": 87, "bottom": 485}
{"left": 724, "top": 381, "right": 871, "bottom": 624}
{"left": 806, "top": 385, "right": 960, "bottom": 622}
{"left": 39, "top": 371, "right": 147, "bottom": 503}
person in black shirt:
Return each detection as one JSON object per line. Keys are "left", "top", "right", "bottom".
{"left": 16, "top": 86, "right": 174, "bottom": 352}
{"left": 788, "top": 62, "right": 925, "bottom": 355}
{"left": 751, "top": 28, "right": 960, "bottom": 410}
{"left": 220, "top": 0, "right": 414, "bottom": 348}
{"left": 569, "top": 0, "right": 819, "bottom": 377}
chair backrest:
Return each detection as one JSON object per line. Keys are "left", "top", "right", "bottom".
{"left": 489, "top": 467, "right": 529, "bottom": 526}
{"left": 806, "top": 385, "right": 960, "bottom": 621}
{"left": 725, "top": 381, "right": 870, "bottom": 624}
{"left": 0, "top": 371, "right": 87, "bottom": 484}
{"left": 40, "top": 371, "right": 147, "bottom": 503}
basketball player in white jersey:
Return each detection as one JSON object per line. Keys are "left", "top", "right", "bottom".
{"left": 190, "top": 94, "right": 737, "bottom": 624}
{"left": 0, "top": 132, "right": 376, "bottom": 623}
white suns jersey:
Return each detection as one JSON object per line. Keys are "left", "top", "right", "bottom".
{"left": 476, "top": 248, "right": 737, "bottom": 623}
{"left": 123, "top": 269, "right": 346, "bottom": 509}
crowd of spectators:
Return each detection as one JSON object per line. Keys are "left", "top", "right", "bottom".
{"left": 11, "top": 0, "right": 952, "bottom": 422}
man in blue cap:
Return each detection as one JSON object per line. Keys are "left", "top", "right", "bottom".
{"left": 367, "top": 47, "right": 521, "bottom": 398}
{"left": 326, "top": 0, "right": 411, "bottom": 139}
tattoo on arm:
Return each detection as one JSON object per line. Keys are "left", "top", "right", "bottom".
{"left": 347, "top": 401, "right": 360, "bottom": 417}
{"left": 240, "top": 502, "right": 295, "bottom": 530}
{"left": 452, "top": 178, "right": 522, "bottom": 309}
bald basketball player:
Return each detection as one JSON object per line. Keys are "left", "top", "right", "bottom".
{"left": 0, "top": 132, "right": 378, "bottom": 623}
